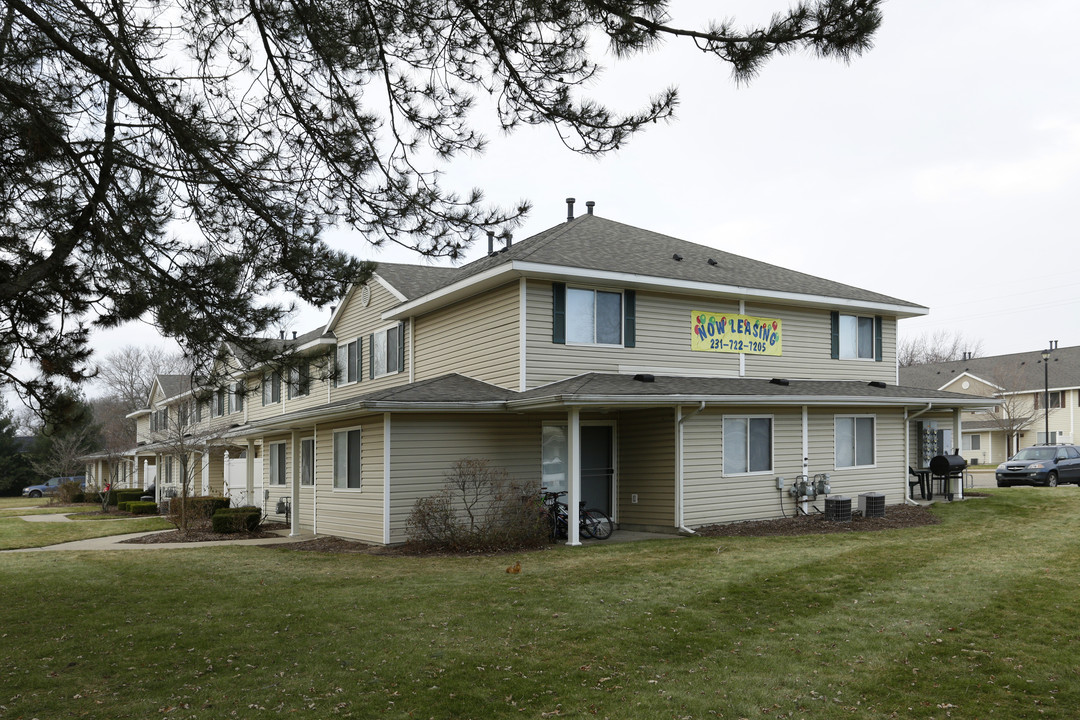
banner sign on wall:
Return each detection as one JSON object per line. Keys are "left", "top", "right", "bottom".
{"left": 691, "top": 312, "right": 782, "bottom": 355}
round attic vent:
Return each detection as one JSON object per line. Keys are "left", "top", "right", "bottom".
{"left": 360, "top": 284, "right": 371, "bottom": 307}
{"left": 962, "top": 380, "right": 970, "bottom": 390}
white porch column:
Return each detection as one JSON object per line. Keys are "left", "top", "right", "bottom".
{"left": 290, "top": 430, "right": 301, "bottom": 536}
{"left": 954, "top": 408, "right": 964, "bottom": 500}
{"left": 246, "top": 439, "right": 255, "bottom": 508}
{"left": 566, "top": 408, "right": 581, "bottom": 547}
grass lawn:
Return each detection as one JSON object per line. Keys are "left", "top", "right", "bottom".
{"left": 1, "top": 489, "right": 1079, "bottom": 719}
{"left": 0, "top": 513, "right": 171, "bottom": 550}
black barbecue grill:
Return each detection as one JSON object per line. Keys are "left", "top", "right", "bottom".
{"left": 928, "top": 452, "right": 968, "bottom": 501}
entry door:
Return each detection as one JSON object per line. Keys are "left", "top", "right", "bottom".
{"left": 581, "top": 426, "right": 614, "bottom": 516}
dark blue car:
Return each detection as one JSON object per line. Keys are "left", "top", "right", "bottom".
{"left": 21, "top": 476, "right": 87, "bottom": 498}
{"left": 996, "top": 445, "right": 1080, "bottom": 487}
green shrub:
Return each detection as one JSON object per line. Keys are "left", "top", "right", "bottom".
{"left": 71, "top": 492, "right": 86, "bottom": 504}
{"left": 116, "top": 489, "right": 145, "bottom": 504}
{"left": 211, "top": 507, "right": 262, "bottom": 533}
{"left": 96, "top": 489, "right": 119, "bottom": 506}
{"left": 169, "top": 496, "right": 231, "bottom": 530}
{"left": 127, "top": 501, "right": 158, "bottom": 515}
{"left": 117, "top": 501, "right": 130, "bottom": 513}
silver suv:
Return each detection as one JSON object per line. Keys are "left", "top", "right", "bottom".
{"left": 21, "top": 476, "right": 86, "bottom": 498}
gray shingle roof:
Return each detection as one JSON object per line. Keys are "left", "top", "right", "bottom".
{"left": 899, "top": 345, "right": 1080, "bottom": 393}
{"left": 514, "top": 373, "right": 990, "bottom": 404}
{"left": 432, "top": 214, "right": 925, "bottom": 309}
{"left": 156, "top": 374, "right": 192, "bottom": 399}
{"left": 374, "top": 263, "right": 461, "bottom": 301}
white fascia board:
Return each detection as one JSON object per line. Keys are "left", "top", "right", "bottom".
{"left": 381, "top": 261, "right": 928, "bottom": 320}
{"left": 372, "top": 272, "right": 409, "bottom": 302}
{"left": 126, "top": 408, "right": 152, "bottom": 419}
{"left": 935, "top": 371, "right": 1005, "bottom": 393}
{"left": 507, "top": 394, "right": 999, "bottom": 411}
{"left": 382, "top": 263, "right": 518, "bottom": 320}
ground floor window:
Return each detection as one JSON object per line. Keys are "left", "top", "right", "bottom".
{"left": 333, "top": 428, "right": 362, "bottom": 489}
{"left": 963, "top": 434, "right": 982, "bottom": 451}
{"left": 836, "top": 416, "right": 875, "bottom": 468}
{"left": 541, "top": 424, "right": 568, "bottom": 494}
{"left": 268, "top": 442, "right": 286, "bottom": 486}
{"left": 723, "top": 416, "right": 773, "bottom": 475}
{"left": 301, "top": 438, "right": 314, "bottom": 486}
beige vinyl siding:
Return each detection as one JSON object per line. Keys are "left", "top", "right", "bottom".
{"left": 743, "top": 303, "right": 897, "bottom": 383}
{"left": 617, "top": 409, "right": 676, "bottom": 529}
{"left": 941, "top": 375, "right": 998, "bottom": 396}
{"left": 387, "top": 413, "right": 543, "bottom": 544}
{"left": 682, "top": 407, "right": 803, "bottom": 527}
{"left": 329, "top": 282, "right": 412, "bottom": 402}
{"left": 811, "top": 407, "right": 907, "bottom": 503}
{"left": 525, "top": 281, "right": 899, "bottom": 388}
{"left": 312, "top": 416, "right": 385, "bottom": 543}
{"left": 413, "top": 281, "right": 519, "bottom": 388}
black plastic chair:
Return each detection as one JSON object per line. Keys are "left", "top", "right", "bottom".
{"left": 908, "top": 466, "right": 927, "bottom": 500}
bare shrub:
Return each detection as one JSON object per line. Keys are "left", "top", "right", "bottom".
{"left": 406, "top": 458, "right": 548, "bottom": 552}
{"left": 55, "top": 481, "right": 85, "bottom": 505}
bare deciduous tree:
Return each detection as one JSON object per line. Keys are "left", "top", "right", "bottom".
{"left": 898, "top": 331, "right": 985, "bottom": 367}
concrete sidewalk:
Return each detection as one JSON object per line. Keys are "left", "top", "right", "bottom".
{"left": 4, "top": 528, "right": 317, "bottom": 553}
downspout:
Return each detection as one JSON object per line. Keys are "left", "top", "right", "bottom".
{"left": 905, "top": 404, "right": 933, "bottom": 505}
{"left": 675, "top": 402, "right": 706, "bottom": 534}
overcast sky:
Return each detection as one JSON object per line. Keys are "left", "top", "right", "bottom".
{"left": 91, "top": 0, "right": 1080, "bottom": 384}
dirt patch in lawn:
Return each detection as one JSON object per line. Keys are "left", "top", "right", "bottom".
{"left": 694, "top": 503, "right": 941, "bottom": 538}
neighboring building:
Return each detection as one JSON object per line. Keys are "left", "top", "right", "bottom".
{"left": 900, "top": 345, "right": 1080, "bottom": 465}
{"left": 104, "top": 206, "right": 993, "bottom": 544}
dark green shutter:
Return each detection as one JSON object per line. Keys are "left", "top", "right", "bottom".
{"left": 830, "top": 311, "right": 840, "bottom": 359}
{"left": 552, "top": 283, "right": 566, "bottom": 344}
{"left": 397, "top": 322, "right": 405, "bottom": 373}
{"left": 874, "top": 316, "right": 883, "bottom": 362}
{"left": 624, "top": 290, "right": 636, "bottom": 348}
{"left": 369, "top": 334, "right": 375, "bottom": 379}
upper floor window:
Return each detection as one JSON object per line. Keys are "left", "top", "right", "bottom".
{"left": 723, "top": 416, "right": 773, "bottom": 475}
{"left": 552, "top": 284, "right": 636, "bottom": 347}
{"left": 151, "top": 407, "right": 169, "bottom": 432}
{"left": 836, "top": 415, "right": 875, "bottom": 468}
{"left": 288, "top": 362, "right": 311, "bottom": 399}
{"left": 262, "top": 370, "right": 281, "bottom": 405}
{"left": 371, "top": 323, "right": 404, "bottom": 378}
{"left": 830, "top": 312, "right": 882, "bottom": 361}
{"left": 1034, "top": 391, "right": 1063, "bottom": 410}
{"left": 212, "top": 388, "right": 226, "bottom": 417}
{"left": 177, "top": 403, "right": 189, "bottom": 427}
{"left": 230, "top": 382, "right": 244, "bottom": 413}
{"left": 336, "top": 339, "right": 360, "bottom": 386}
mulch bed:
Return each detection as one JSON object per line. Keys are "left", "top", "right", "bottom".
{"left": 120, "top": 522, "right": 291, "bottom": 544}
{"left": 694, "top": 503, "right": 941, "bottom": 538}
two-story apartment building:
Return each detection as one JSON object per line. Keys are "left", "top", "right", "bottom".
{"left": 900, "top": 345, "right": 1080, "bottom": 465}
{"left": 109, "top": 208, "right": 993, "bottom": 544}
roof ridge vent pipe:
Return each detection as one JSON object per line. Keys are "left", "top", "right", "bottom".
{"left": 586, "top": 200, "right": 595, "bottom": 215}
{"left": 487, "top": 230, "right": 494, "bottom": 255}
{"left": 566, "top": 197, "right": 576, "bottom": 222}
{"left": 505, "top": 231, "right": 513, "bottom": 249}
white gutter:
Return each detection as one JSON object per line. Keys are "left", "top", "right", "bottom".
{"left": 675, "top": 401, "right": 707, "bottom": 534}
{"left": 381, "top": 260, "right": 930, "bottom": 321}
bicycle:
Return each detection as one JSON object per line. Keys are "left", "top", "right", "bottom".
{"left": 541, "top": 490, "right": 614, "bottom": 540}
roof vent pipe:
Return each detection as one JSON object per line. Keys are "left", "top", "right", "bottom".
{"left": 566, "top": 197, "right": 576, "bottom": 222}
{"left": 292, "top": 331, "right": 297, "bottom": 340}
{"left": 487, "top": 230, "right": 494, "bottom": 255}
{"left": 279, "top": 330, "right": 285, "bottom": 339}
{"left": 586, "top": 200, "right": 595, "bottom": 215}
{"left": 505, "top": 232, "right": 513, "bottom": 248}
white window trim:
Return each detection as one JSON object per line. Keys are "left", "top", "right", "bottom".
{"left": 268, "top": 441, "right": 287, "bottom": 486}
{"left": 565, "top": 286, "right": 625, "bottom": 348}
{"left": 721, "top": 414, "right": 775, "bottom": 477}
{"left": 332, "top": 425, "right": 363, "bottom": 491}
{"left": 834, "top": 414, "right": 877, "bottom": 470}
{"left": 336, "top": 338, "right": 361, "bottom": 387}
{"left": 371, "top": 323, "right": 402, "bottom": 379}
